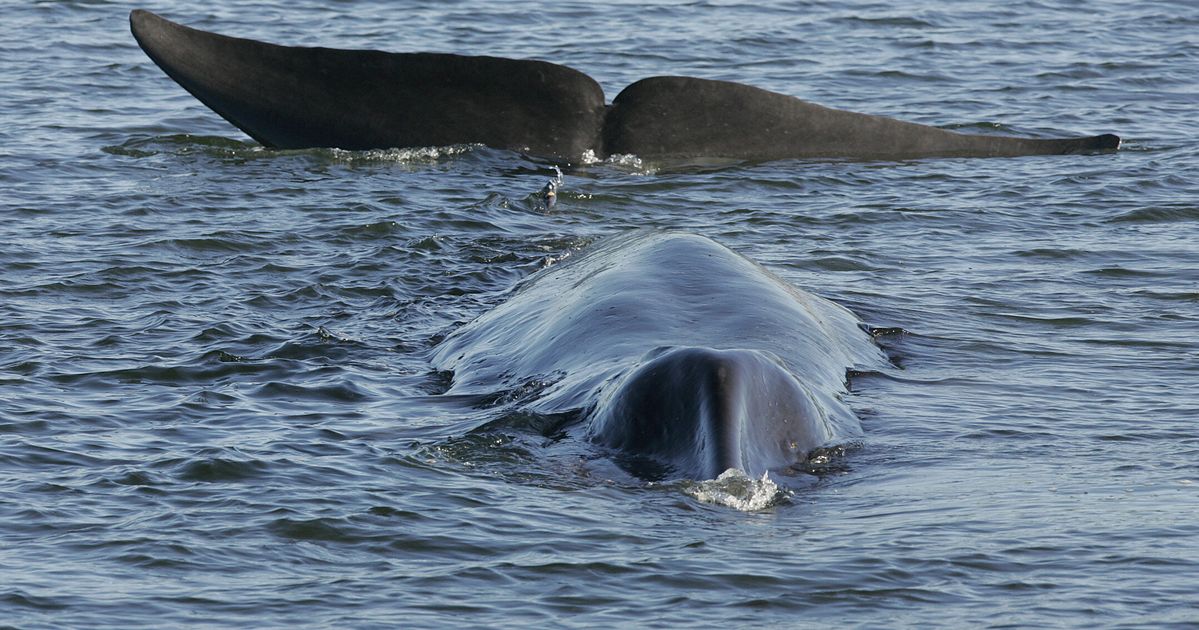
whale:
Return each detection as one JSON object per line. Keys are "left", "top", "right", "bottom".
{"left": 431, "top": 231, "right": 886, "bottom": 480}
{"left": 129, "top": 10, "right": 1120, "bottom": 163}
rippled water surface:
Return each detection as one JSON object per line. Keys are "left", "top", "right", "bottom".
{"left": 2, "top": 0, "right": 1197, "bottom": 627}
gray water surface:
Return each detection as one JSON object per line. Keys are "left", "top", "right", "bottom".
{"left": 2, "top": 0, "right": 1197, "bottom": 627}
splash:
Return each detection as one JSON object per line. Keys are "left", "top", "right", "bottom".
{"left": 325, "top": 143, "right": 483, "bottom": 163}
{"left": 578, "top": 149, "right": 655, "bottom": 174}
{"left": 538, "top": 166, "right": 564, "bottom": 209}
{"left": 604, "top": 153, "right": 648, "bottom": 170}
{"left": 684, "top": 469, "right": 787, "bottom": 511}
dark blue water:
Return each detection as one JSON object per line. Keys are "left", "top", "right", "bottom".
{"left": 2, "top": 1, "right": 1197, "bottom": 627}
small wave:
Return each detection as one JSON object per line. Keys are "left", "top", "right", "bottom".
{"left": 261, "top": 338, "right": 358, "bottom": 363}
{"left": 1130, "top": 288, "right": 1199, "bottom": 303}
{"left": 339, "top": 220, "right": 406, "bottom": 239}
{"left": 831, "top": 15, "right": 937, "bottom": 28}
{"left": 175, "top": 457, "right": 270, "bottom": 482}
{"left": 471, "top": 377, "right": 563, "bottom": 408}
{"left": 419, "top": 432, "right": 538, "bottom": 473}
{"left": 268, "top": 517, "right": 358, "bottom": 542}
{"left": 683, "top": 469, "right": 788, "bottom": 511}
{"left": 112, "top": 470, "right": 158, "bottom": 487}
{"left": 101, "top": 134, "right": 256, "bottom": 158}
{"left": 1015, "top": 247, "right": 1089, "bottom": 260}
{"left": 1081, "top": 266, "right": 1166, "bottom": 279}
{"left": 943, "top": 121, "right": 1020, "bottom": 134}
{"left": 103, "top": 134, "right": 484, "bottom": 164}
{"left": 1, "top": 589, "right": 69, "bottom": 611}
{"left": 165, "top": 236, "right": 258, "bottom": 254}
{"left": 49, "top": 358, "right": 281, "bottom": 387}
{"left": 251, "top": 380, "right": 372, "bottom": 403}
{"left": 1108, "top": 205, "right": 1199, "bottom": 224}
{"left": 807, "top": 255, "right": 882, "bottom": 272}
{"left": 846, "top": 68, "right": 952, "bottom": 83}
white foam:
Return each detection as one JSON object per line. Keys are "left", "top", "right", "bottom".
{"left": 578, "top": 150, "right": 655, "bottom": 174}
{"left": 326, "top": 143, "right": 483, "bottom": 163}
{"left": 684, "top": 468, "right": 787, "bottom": 512}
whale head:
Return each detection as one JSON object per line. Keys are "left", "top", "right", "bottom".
{"left": 586, "top": 346, "right": 833, "bottom": 480}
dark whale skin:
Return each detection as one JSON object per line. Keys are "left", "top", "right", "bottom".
{"left": 130, "top": 10, "right": 1119, "bottom": 162}
{"left": 432, "top": 232, "right": 887, "bottom": 480}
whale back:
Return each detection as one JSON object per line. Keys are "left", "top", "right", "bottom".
{"left": 433, "top": 232, "right": 885, "bottom": 476}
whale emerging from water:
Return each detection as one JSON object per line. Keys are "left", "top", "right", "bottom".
{"left": 431, "top": 232, "right": 886, "bottom": 480}
{"left": 129, "top": 10, "right": 1119, "bottom": 163}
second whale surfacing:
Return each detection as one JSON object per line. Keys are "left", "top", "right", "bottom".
{"left": 432, "top": 232, "right": 886, "bottom": 481}
{"left": 129, "top": 10, "right": 1120, "bottom": 163}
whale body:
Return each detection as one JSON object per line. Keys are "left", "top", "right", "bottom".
{"left": 130, "top": 10, "right": 1119, "bottom": 163}
{"left": 431, "top": 232, "right": 885, "bottom": 480}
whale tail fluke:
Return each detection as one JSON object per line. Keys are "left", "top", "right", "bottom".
{"left": 130, "top": 10, "right": 1120, "bottom": 162}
